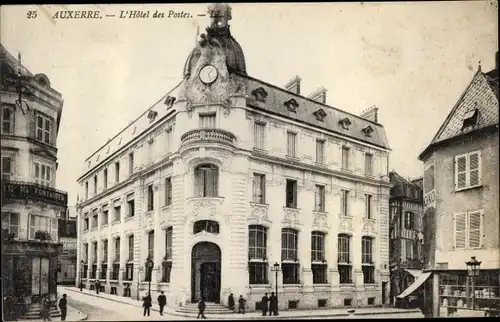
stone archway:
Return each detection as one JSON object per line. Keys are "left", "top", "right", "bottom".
{"left": 191, "top": 242, "right": 221, "bottom": 303}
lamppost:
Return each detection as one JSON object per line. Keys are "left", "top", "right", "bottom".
{"left": 466, "top": 256, "right": 481, "bottom": 310}
{"left": 146, "top": 258, "right": 154, "bottom": 296}
{"left": 79, "top": 260, "right": 84, "bottom": 291}
{"left": 271, "top": 262, "right": 281, "bottom": 316}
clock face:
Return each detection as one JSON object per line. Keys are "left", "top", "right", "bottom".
{"left": 199, "top": 65, "right": 218, "bottom": 85}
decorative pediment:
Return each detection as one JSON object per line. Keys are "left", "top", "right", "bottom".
{"left": 284, "top": 98, "right": 299, "bottom": 113}
{"left": 165, "top": 95, "right": 176, "bottom": 108}
{"left": 313, "top": 108, "right": 327, "bottom": 122}
{"left": 339, "top": 117, "right": 352, "bottom": 130}
{"left": 30, "top": 147, "right": 57, "bottom": 161}
{"left": 147, "top": 109, "right": 158, "bottom": 123}
{"left": 362, "top": 125, "right": 374, "bottom": 137}
{"left": 251, "top": 87, "right": 268, "bottom": 103}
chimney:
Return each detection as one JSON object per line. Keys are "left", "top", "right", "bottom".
{"left": 360, "top": 105, "right": 379, "bottom": 123}
{"left": 308, "top": 87, "right": 327, "bottom": 104}
{"left": 285, "top": 76, "right": 301, "bottom": 94}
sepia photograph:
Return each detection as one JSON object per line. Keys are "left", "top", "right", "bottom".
{"left": 0, "top": 2, "right": 498, "bottom": 320}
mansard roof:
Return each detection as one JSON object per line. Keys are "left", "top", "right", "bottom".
{"left": 419, "top": 67, "right": 499, "bottom": 160}
{"left": 243, "top": 74, "right": 390, "bottom": 150}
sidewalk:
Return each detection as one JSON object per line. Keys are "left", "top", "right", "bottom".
{"left": 60, "top": 286, "right": 421, "bottom": 319}
{"left": 16, "top": 305, "right": 88, "bottom": 322}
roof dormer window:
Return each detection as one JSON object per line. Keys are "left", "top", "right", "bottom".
{"left": 362, "top": 125, "right": 374, "bottom": 137}
{"left": 462, "top": 108, "right": 479, "bottom": 129}
{"left": 148, "top": 109, "right": 158, "bottom": 123}
{"left": 313, "top": 108, "right": 327, "bottom": 122}
{"left": 165, "top": 96, "right": 176, "bottom": 109}
{"left": 251, "top": 87, "right": 268, "bottom": 103}
{"left": 284, "top": 98, "right": 299, "bottom": 113}
{"left": 339, "top": 117, "right": 352, "bottom": 130}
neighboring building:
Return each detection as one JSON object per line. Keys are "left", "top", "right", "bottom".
{"left": 418, "top": 52, "right": 499, "bottom": 317}
{"left": 75, "top": 4, "right": 392, "bottom": 311}
{"left": 388, "top": 171, "right": 424, "bottom": 307}
{"left": 57, "top": 208, "right": 77, "bottom": 285}
{"left": 1, "top": 44, "right": 67, "bottom": 319}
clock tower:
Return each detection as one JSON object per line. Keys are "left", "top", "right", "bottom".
{"left": 179, "top": 3, "right": 247, "bottom": 116}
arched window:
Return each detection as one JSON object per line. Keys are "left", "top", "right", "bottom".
{"left": 311, "top": 231, "right": 327, "bottom": 284}
{"left": 362, "top": 236, "right": 375, "bottom": 284}
{"left": 194, "top": 164, "right": 219, "bottom": 197}
{"left": 193, "top": 220, "right": 220, "bottom": 235}
{"left": 281, "top": 228, "right": 300, "bottom": 284}
{"left": 338, "top": 234, "right": 352, "bottom": 284}
{"left": 248, "top": 225, "right": 268, "bottom": 284}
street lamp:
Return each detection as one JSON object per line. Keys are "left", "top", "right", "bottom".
{"left": 79, "top": 260, "right": 84, "bottom": 291}
{"left": 271, "top": 262, "right": 281, "bottom": 316}
{"left": 146, "top": 258, "right": 154, "bottom": 296}
{"left": 466, "top": 256, "right": 481, "bottom": 309}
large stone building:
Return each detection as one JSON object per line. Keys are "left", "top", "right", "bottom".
{"left": 418, "top": 52, "right": 499, "bottom": 317}
{"left": 76, "top": 4, "right": 392, "bottom": 311}
{"left": 1, "top": 44, "right": 67, "bottom": 319}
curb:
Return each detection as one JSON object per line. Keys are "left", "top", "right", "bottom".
{"left": 61, "top": 287, "right": 420, "bottom": 319}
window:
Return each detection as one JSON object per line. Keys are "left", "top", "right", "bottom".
{"left": 281, "top": 228, "right": 298, "bottom": 261}
{"left": 194, "top": 164, "right": 218, "bottom": 197}
{"left": 285, "top": 179, "right": 298, "bottom": 208}
{"left": 454, "top": 210, "right": 483, "bottom": 249}
{"left": 193, "top": 220, "right": 220, "bottom": 234}
{"left": 248, "top": 225, "right": 268, "bottom": 284}
{"left": 84, "top": 217, "right": 89, "bottom": 231}
{"left": 252, "top": 174, "right": 266, "bottom": 204}
{"left": 127, "top": 194, "right": 135, "bottom": 217}
{"left": 147, "top": 231, "right": 154, "bottom": 259}
{"left": 113, "top": 205, "right": 121, "bottom": 222}
{"left": 115, "top": 162, "right": 120, "bottom": 183}
{"left": 365, "top": 194, "right": 372, "bottom": 219}
{"left": 362, "top": 237, "right": 375, "bottom": 284}
{"left": 85, "top": 182, "right": 89, "bottom": 199}
{"left": 28, "top": 215, "right": 57, "bottom": 241}
{"left": 128, "top": 152, "right": 134, "bottom": 175}
{"left": 342, "top": 146, "right": 350, "bottom": 170}
{"left": 83, "top": 243, "right": 89, "bottom": 262}
{"left": 102, "top": 209, "right": 108, "bottom": 226}
{"left": 287, "top": 131, "right": 297, "bottom": 157}
{"left": 314, "top": 185, "right": 325, "bottom": 212}
{"left": 36, "top": 113, "right": 52, "bottom": 144}
{"left": 93, "top": 175, "right": 98, "bottom": 194}
{"left": 2, "top": 105, "right": 14, "bottom": 134}
{"left": 112, "top": 264, "right": 120, "bottom": 280}
{"left": 455, "top": 151, "right": 482, "bottom": 190}
{"left": 199, "top": 114, "right": 216, "bottom": 128}
{"left": 34, "top": 162, "right": 52, "bottom": 187}
{"left": 311, "top": 232, "right": 327, "bottom": 284}
{"left": 125, "top": 263, "right": 133, "bottom": 281}
{"left": 92, "top": 242, "right": 98, "bottom": 263}
{"left": 254, "top": 122, "right": 265, "bottom": 149}
{"left": 114, "top": 237, "right": 120, "bottom": 262}
{"left": 462, "top": 108, "right": 479, "bottom": 129}
{"left": 338, "top": 234, "right": 352, "bottom": 284}
{"left": 282, "top": 262, "right": 300, "bottom": 284}
{"left": 128, "top": 235, "right": 134, "bottom": 261}
{"left": 2, "top": 212, "right": 19, "bottom": 238}
{"left": 2, "top": 156, "right": 13, "bottom": 179}
{"left": 162, "top": 261, "right": 172, "bottom": 283}
{"left": 165, "top": 177, "right": 172, "bottom": 206}
{"left": 163, "top": 227, "right": 173, "bottom": 282}
{"left": 404, "top": 212, "right": 414, "bottom": 229}
{"left": 147, "top": 184, "right": 154, "bottom": 212}
{"left": 316, "top": 139, "right": 325, "bottom": 163}
{"left": 103, "top": 169, "right": 108, "bottom": 190}
{"left": 92, "top": 210, "right": 98, "bottom": 228}
{"left": 340, "top": 189, "right": 349, "bottom": 216}
{"left": 103, "top": 239, "right": 108, "bottom": 261}
{"left": 365, "top": 153, "right": 373, "bottom": 176}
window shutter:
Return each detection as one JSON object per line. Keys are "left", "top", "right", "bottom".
{"left": 453, "top": 213, "right": 467, "bottom": 249}
{"left": 455, "top": 155, "right": 467, "bottom": 190}
{"left": 467, "top": 211, "right": 482, "bottom": 248}
{"left": 468, "top": 151, "right": 481, "bottom": 187}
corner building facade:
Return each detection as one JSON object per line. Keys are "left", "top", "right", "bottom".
{"left": 76, "top": 4, "right": 392, "bottom": 311}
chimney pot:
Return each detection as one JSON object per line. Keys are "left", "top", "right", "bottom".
{"left": 285, "top": 76, "right": 301, "bottom": 94}
{"left": 360, "top": 106, "right": 379, "bottom": 123}
{"left": 308, "top": 87, "right": 327, "bottom": 104}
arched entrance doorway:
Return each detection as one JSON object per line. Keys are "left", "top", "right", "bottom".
{"left": 191, "top": 242, "right": 221, "bottom": 303}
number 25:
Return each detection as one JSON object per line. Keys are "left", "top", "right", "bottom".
{"left": 27, "top": 11, "right": 37, "bottom": 19}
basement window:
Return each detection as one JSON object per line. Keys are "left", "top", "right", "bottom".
{"left": 288, "top": 300, "right": 299, "bottom": 309}
{"left": 462, "top": 108, "right": 479, "bottom": 129}
{"left": 344, "top": 298, "right": 352, "bottom": 306}
{"left": 318, "top": 299, "right": 328, "bottom": 308}
{"left": 368, "top": 297, "right": 375, "bottom": 305}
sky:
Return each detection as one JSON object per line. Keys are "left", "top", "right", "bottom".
{"left": 1, "top": 2, "right": 498, "bottom": 208}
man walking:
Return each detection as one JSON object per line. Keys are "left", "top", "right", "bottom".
{"left": 142, "top": 292, "right": 152, "bottom": 317}
{"left": 197, "top": 297, "right": 206, "bottom": 319}
{"left": 58, "top": 294, "right": 68, "bottom": 321}
{"left": 269, "top": 292, "right": 278, "bottom": 316}
{"left": 95, "top": 281, "right": 100, "bottom": 294}
{"left": 41, "top": 296, "right": 51, "bottom": 321}
{"left": 261, "top": 293, "right": 269, "bottom": 316}
{"left": 238, "top": 295, "right": 246, "bottom": 314}
{"left": 157, "top": 291, "right": 167, "bottom": 316}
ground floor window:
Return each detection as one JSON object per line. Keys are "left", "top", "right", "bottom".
{"left": 249, "top": 261, "right": 268, "bottom": 284}
{"left": 312, "top": 264, "right": 327, "bottom": 284}
{"left": 362, "top": 265, "right": 375, "bottom": 284}
{"left": 100, "top": 264, "right": 107, "bottom": 279}
{"left": 91, "top": 265, "right": 97, "bottom": 279}
{"left": 338, "top": 264, "right": 352, "bottom": 284}
{"left": 125, "top": 263, "right": 133, "bottom": 281}
{"left": 83, "top": 265, "right": 88, "bottom": 278}
{"left": 282, "top": 263, "right": 300, "bottom": 284}
{"left": 111, "top": 264, "right": 119, "bottom": 280}
{"left": 162, "top": 261, "right": 172, "bottom": 283}
{"left": 124, "top": 286, "right": 131, "bottom": 297}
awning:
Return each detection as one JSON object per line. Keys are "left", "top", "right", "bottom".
{"left": 405, "top": 269, "right": 425, "bottom": 278}
{"left": 396, "top": 272, "right": 432, "bottom": 299}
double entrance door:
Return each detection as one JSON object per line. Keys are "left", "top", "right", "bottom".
{"left": 199, "top": 262, "right": 220, "bottom": 303}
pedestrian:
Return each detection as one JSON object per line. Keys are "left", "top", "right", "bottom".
{"left": 261, "top": 292, "right": 269, "bottom": 316}
{"left": 197, "top": 297, "right": 206, "bottom": 319}
{"left": 142, "top": 292, "right": 152, "bottom": 317}
{"left": 238, "top": 295, "right": 246, "bottom": 314}
{"left": 41, "top": 295, "right": 52, "bottom": 321}
{"left": 58, "top": 294, "right": 68, "bottom": 321}
{"left": 95, "top": 281, "right": 100, "bottom": 294}
{"left": 227, "top": 293, "right": 235, "bottom": 311}
{"left": 157, "top": 291, "right": 167, "bottom": 316}
{"left": 269, "top": 292, "right": 278, "bottom": 316}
